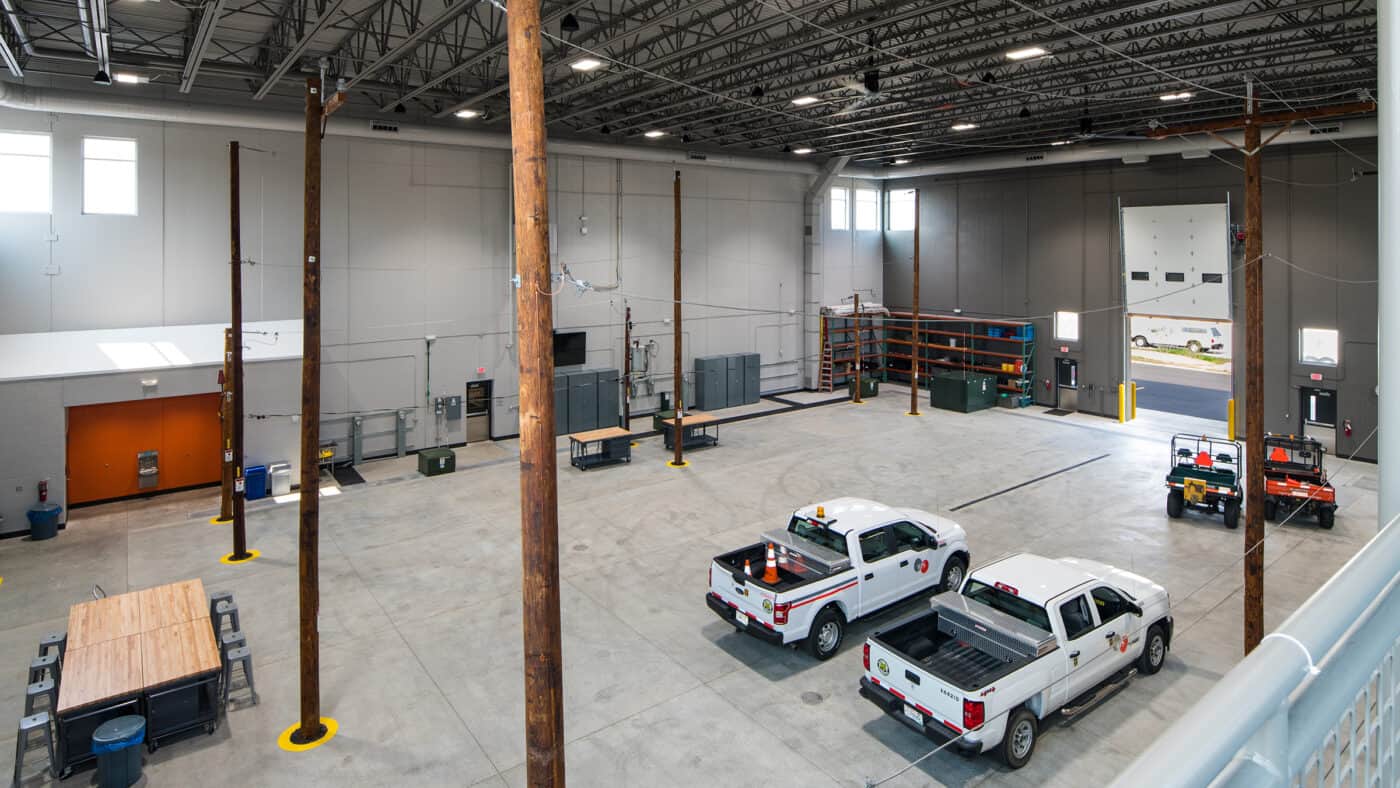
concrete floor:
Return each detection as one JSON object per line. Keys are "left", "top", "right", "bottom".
{"left": 0, "top": 386, "right": 1379, "bottom": 787}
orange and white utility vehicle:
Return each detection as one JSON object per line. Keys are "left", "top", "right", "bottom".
{"left": 1263, "top": 433, "right": 1338, "bottom": 529}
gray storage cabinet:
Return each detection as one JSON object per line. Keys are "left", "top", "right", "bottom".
{"left": 568, "top": 371, "right": 598, "bottom": 433}
{"left": 595, "top": 369, "right": 619, "bottom": 429}
{"left": 725, "top": 355, "right": 744, "bottom": 407}
{"left": 742, "top": 353, "right": 760, "bottom": 403}
{"left": 554, "top": 373, "right": 570, "bottom": 435}
{"left": 693, "top": 356, "right": 726, "bottom": 411}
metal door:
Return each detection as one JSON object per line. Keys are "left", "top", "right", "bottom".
{"left": 1056, "top": 358, "right": 1079, "bottom": 411}
{"left": 1300, "top": 387, "right": 1337, "bottom": 454}
{"left": 465, "top": 380, "right": 492, "bottom": 443}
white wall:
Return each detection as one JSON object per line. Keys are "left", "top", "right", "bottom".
{"left": 0, "top": 108, "right": 881, "bottom": 526}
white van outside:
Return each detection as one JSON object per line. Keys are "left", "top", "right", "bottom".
{"left": 1130, "top": 317, "right": 1229, "bottom": 355}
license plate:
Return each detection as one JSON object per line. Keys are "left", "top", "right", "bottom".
{"left": 735, "top": 611, "right": 750, "bottom": 627}
{"left": 902, "top": 704, "right": 923, "bottom": 725}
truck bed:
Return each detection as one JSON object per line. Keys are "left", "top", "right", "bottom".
{"left": 713, "top": 544, "right": 836, "bottom": 593}
{"left": 875, "top": 612, "right": 1030, "bottom": 691}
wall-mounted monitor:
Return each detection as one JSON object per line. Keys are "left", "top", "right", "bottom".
{"left": 553, "top": 331, "right": 586, "bottom": 367}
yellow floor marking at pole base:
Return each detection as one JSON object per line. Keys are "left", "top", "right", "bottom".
{"left": 210, "top": 516, "right": 233, "bottom": 525}
{"left": 277, "top": 718, "right": 338, "bottom": 752}
{"left": 630, "top": 442, "right": 639, "bottom": 448}
{"left": 666, "top": 460, "right": 690, "bottom": 468}
{"left": 905, "top": 411, "right": 922, "bottom": 417}
{"left": 220, "top": 549, "right": 261, "bottom": 565}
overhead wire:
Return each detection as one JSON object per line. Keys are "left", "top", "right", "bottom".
{"left": 1255, "top": 75, "right": 1378, "bottom": 168}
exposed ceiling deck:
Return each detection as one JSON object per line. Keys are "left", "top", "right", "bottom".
{"left": 0, "top": 0, "right": 1378, "bottom": 165}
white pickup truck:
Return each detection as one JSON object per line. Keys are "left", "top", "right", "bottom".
{"left": 860, "top": 553, "right": 1172, "bottom": 768}
{"left": 706, "top": 497, "right": 969, "bottom": 660}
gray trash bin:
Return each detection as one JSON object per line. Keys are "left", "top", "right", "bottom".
{"left": 92, "top": 715, "right": 145, "bottom": 788}
{"left": 26, "top": 503, "right": 62, "bottom": 540}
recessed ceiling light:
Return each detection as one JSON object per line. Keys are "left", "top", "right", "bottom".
{"left": 454, "top": 109, "right": 480, "bottom": 119}
{"left": 951, "top": 122, "right": 978, "bottom": 131}
{"left": 791, "top": 96, "right": 819, "bottom": 106}
{"left": 114, "top": 72, "right": 149, "bottom": 84}
{"left": 1005, "top": 46, "right": 1048, "bottom": 61}
{"left": 792, "top": 147, "right": 814, "bottom": 155}
{"left": 1050, "top": 140, "right": 1072, "bottom": 146}
{"left": 1160, "top": 91, "right": 1193, "bottom": 102}
{"left": 570, "top": 57, "right": 603, "bottom": 72}
{"left": 644, "top": 130, "right": 666, "bottom": 138}
{"left": 894, "top": 158, "right": 911, "bottom": 165}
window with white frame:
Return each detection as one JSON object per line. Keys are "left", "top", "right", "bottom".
{"left": 887, "top": 189, "right": 915, "bottom": 231}
{"left": 829, "top": 186, "right": 849, "bottom": 231}
{"left": 1054, "top": 310, "right": 1080, "bottom": 342}
{"left": 854, "top": 188, "right": 880, "bottom": 231}
{"left": 1299, "top": 328, "right": 1339, "bottom": 366}
{"left": 0, "top": 131, "right": 52, "bottom": 213}
{"left": 83, "top": 137, "right": 138, "bottom": 215}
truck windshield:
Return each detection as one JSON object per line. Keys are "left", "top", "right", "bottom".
{"left": 787, "top": 516, "right": 849, "bottom": 556}
{"left": 962, "top": 580, "right": 1052, "bottom": 632}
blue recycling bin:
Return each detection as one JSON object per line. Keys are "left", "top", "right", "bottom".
{"left": 92, "top": 715, "right": 145, "bottom": 788}
{"left": 244, "top": 465, "right": 268, "bottom": 500}
{"left": 26, "top": 502, "right": 62, "bottom": 540}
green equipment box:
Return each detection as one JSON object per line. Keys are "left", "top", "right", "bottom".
{"left": 418, "top": 447, "right": 456, "bottom": 476}
{"left": 930, "top": 371, "right": 998, "bottom": 413}
{"left": 848, "top": 377, "right": 879, "bottom": 398}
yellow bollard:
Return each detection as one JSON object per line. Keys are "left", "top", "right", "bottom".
{"left": 1131, "top": 382, "right": 1137, "bottom": 420}
{"left": 1227, "top": 398, "right": 1236, "bottom": 440}
{"left": 1118, "top": 383, "right": 1126, "bottom": 423}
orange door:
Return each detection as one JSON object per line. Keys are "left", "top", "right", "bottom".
{"left": 67, "top": 393, "right": 222, "bottom": 504}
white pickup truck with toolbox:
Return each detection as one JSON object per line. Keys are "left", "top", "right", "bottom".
{"left": 859, "top": 553, "right": 1173, "bottom": 768}
{"left": 706, "top": 498, "right": 969, "bottom": 660}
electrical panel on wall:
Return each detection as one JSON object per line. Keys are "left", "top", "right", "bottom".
{"left": 1121, "top": 203, "right": 1231, "bottom": 320}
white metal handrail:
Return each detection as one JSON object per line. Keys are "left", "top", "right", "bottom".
{"left": 1113, "top": 513, "right": 1400, "bottom": 788}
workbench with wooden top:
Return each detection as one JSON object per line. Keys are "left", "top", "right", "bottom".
{"left": 55, "top": 579, "right": 222, "bottom": 776}
{"left": 658, "top": 411, "right": 721, "bottom": 451}
{"left": 568, "top": 426, "right": 633, "bottom": 470}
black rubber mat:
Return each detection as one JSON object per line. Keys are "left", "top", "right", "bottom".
{"left": 1043, "top": 408, "right": 1073, "bottom": 416}
{"left": 332, "top": 465, "right": 366, "bottom": 486}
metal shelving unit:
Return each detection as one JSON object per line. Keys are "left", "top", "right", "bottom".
{"left": 883, "top": 311, "right": 1035, "bottom": 406}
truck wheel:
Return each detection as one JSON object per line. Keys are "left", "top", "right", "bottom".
{"left": 1167, "top": 490, "right": 1184, "bottom": 519}
{"left": 1318, "top": 507, "right": 1335, "bottom": 530}
{"left": 805, "top": 606, "right": 845, "bottom": 661}
{"left": 1137, "top": 623, "right": 1167, "bottom": 676}
{"left": 1187, "top": 340, "right": 1203, "bottom": 353}
{"left": 1001, "top": 708, "right": 1038, "bottom": 769}
{"left": 940, "top": 555, "right": 967, "bottom": 593}
{"left": 1223, "top": 499, "right": 1240, "bottom": 529}
{"left": 1132, "top": 335, "right": 1148, "bottom": 348}
{"left": 1263, "top": 498, "right": 1277, "bottom": 521}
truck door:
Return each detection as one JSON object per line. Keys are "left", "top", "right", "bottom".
{"left": 890, "top": 522, "right": 941, "bottom": 594}
{"left": 1058, "top": 593, "right": 1113, "bottom": 699}
{"left": 854, "top": 526, "right": 902, "bottom": 614}
{"left": 1088, "top": 585, "right": 1136, "bottom": 675}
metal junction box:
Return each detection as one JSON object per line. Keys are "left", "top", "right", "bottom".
{"left": 418, "top": 447, "right": 456, "bottom": 476}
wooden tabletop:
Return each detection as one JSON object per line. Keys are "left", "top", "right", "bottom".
{"left": 659, "top": 411, "right": 719, "bottom": 427}
{"left": 68, "top": 594, "right": 143, "bottom": 650}
{"left": 141, "top": 620, "right": 221, "bottom": 690}
{"left": 137, "top": 578, "right": 209, "bottom": 632}
{"left": 569, "top": 426, "right": 633, "bottom": 442}
{"left": 57, "top": 635, "right": 143, "bottom": 714}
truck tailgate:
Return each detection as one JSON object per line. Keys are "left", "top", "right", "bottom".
{"left": 865, "top": 637, "right": 967, "bottom": 736}
{"left": 709, "top": 559, "right": 776, "bottom": 629}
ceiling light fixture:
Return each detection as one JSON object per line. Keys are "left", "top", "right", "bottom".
{"left": 454, "top": 109, "right": 480, "bottom": 119}
{"left": 644, "top": 130, "right": 666, "bottom": 138}
{"left": 93, "top": 70, "right": 112, "bottom": 86}
{"left": 1050, "top": 140, "right": 1071, "bottom": 146}
{"left": 560, "top": 13, "right": 580, "bottom": 33}
{"left": 1160, "top": 91, "right": 1193, "bottom": 101}
{"left": 1006, "top": 46, "right": 1049, "bottom": 61}
{"left": 791, "top": 96, "right": 819, "bottom": 106}
{"left": 750, "top": 86, "right": 765, "bottom": 98}
{"left": 1019, "top": 107, "right": 1030, "bottom": 119}
{"left": 792, "top": 147, "right": 814, "bottom": 155}
{"left": 114, "top": 72, "right": 149, "bottom": 84}
{"left": 894, "top": 158, "right": 911, "bottom": 165}
{"left": 951, "top": 122, "right": 978, "bottom": 131}
{"left": 570, "top": 57, "right": 603, "bottom": 72}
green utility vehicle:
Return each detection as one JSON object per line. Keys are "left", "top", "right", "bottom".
{"left": 1165, "top": 434, "right": 1243, "bottom": 529}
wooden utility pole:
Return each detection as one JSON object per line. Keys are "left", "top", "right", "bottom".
{"left": 292, "top": 77, "right": 327, "bottom": 746}
{"left": 507, "top": 2, "right": 566, "bottom": 783}
{"left": 1149, "top": 93, "right": 1374, "bottom": 655}
{"left": 909, "top": 189, "right": 921, "bottom": 416}
{"left": 671, "top": 171, "right": 685, "bottom": 468}
{"left": 217, "top": 329, "right": 233, "bottom": 522}
{"left": 229, "top": 140, "right": 250, "bottom": 561}
{"left": 852, "top": 292, "right": 863, "bottom": 403}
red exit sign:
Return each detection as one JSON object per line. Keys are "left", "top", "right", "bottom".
{"left": 1059, "top": 345, "right": 1069, "bottom": 353}
{"left": 1310, "top": 373, "right": 1323, "bottom": 381}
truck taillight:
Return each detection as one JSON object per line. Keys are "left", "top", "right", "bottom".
{"left": 963, "top": 699, "right": 984, "bottom": 730}
{"left": 773, "top": 601, "right": 790, "bottom": 625}
{"left": 863, "top": 643, "right": 870, "bottom": 671}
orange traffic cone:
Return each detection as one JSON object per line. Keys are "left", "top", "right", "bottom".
{"left": 763, "top": 543, "right": 780, "bottom": 583}
{"left": 744, "top": 559, "right": 753, "bottom": 577}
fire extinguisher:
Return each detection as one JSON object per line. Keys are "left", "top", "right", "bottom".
{"left": 1344, "top": 419, "right": 1353, "bottom": 438}
{"left": 38, "top": 479, "right": 48, "bottom": 503}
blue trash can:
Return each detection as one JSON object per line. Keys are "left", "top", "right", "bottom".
{"left": 244, "top": 465, "right": 268, "bottom": 501}
{"left": 92, "top": 715, "right": 145, "bottom": 788}
{"left": 26, "top": 502, "right": 62, "bottom": 541}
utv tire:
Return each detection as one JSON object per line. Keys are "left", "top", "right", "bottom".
{"left": 1263, "top": 498, "right": 1278, "bottom": 522}
{"left": 1318, "top": 507, "right": 1335, "bottom": 530}
{"left": 1001, "top": 708, "right": 1038, "bottom": 769}
{"left": 805, "top": 605, "right": 845, "bottom": 661}
{"left": 940, "top": 555, "right": 967, "bottom": 593}
{"left": 1223, "top": 499, "right": 1241, "bottom": 529}
{"left": 1137, "top": 623, "right": 1167, "bottom": 676}
{"left": 1167, "top": 490, "right": 1184, "bottom": 519}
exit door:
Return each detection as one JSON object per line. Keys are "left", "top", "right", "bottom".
{"left": 1056, "top": 358, "right": 1079, "bottom": 411}
{"left": 1300, "top": 387, "right": 1337, "bottom": 454}
{"left": 466, "top": 380, "right": 492, "bottom": 443}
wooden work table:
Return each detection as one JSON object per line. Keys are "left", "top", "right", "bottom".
{"left": 142, "top": 620, "right": 222, "bottom": 689}
{"left": 67, "top": 594, "right": 143, "bottom": 650}
{"left": 568, "top": 426, "right": 633, "bottom": 470}
{"left": 56, "top": 635, "right": 143, "bottom": 715}
{"left": 658, "top": 411, "right": 721, "bottom": 451}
